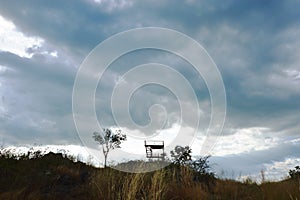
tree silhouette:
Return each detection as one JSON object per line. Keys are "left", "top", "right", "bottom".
{"left": 289, "top": 166, "right": 300, "bottom": 179}
{"left": 190, "top": 156, "right": 211, "bottom": 175}
{"left": 93, "top": 128, "right": 126, "bottom": 168}
{"left": 170, "top": 145, "right": 214, "bottom": 181}
{"left": 170, "top": 145, "right": 192, "bottom": 165}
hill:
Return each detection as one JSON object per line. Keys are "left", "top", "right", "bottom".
{"left": 0, "top": 153, "right": 299, "bottom": 200}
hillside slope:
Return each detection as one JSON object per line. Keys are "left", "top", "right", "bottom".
{"left": 0, "top": 153, "right": 299, "bottom": 200}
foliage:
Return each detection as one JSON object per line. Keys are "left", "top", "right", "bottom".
{"left": 170, "top": 145, "right": 192, "bottom": 165}
{"left": 170, "top": 146, "right": 213, "bottom": 172}
{"left": 190, "top": 156, "right": 211, "bottom": 174}
{"left": 93, "top": 128, "right": 126, "bottom": 168}
{"left": 289, "top": 166, "right": 300, "bottom": 179}
{"left": 190, "top": 156, "right": 215, "bottom": 183}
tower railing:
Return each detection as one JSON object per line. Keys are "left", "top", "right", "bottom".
{"left": 144, "top": 140, "right": 165, "bottom": 159}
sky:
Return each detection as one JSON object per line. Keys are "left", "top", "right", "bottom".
{"left": 0, "top": 0, "right": 300, "bottom": 180}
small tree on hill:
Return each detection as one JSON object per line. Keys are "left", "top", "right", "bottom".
{"left": 289, "top": 166, "right": 300, "bottom": 179}
{"left": 190, "top": 156, "right": 211, "bottom": 175}
{"left": 170, "top": 145, "right": 192, "bottom": 165}
{"left": 190, "top": 156, "right": 215, "bottom": 182}
{"left": 170, "top": 145, "right": 215, "bottom": 183}
{"left": 93, "top": 128, "right": 126, "bottom": 168}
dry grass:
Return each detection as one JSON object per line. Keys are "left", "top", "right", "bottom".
{"left": 260, "top": 178, "right": 300, "bottom": 200}
{"left": 1, "top": 153, "right": 300, "bottom": 200}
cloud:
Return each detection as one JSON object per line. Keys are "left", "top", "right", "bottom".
{"left": 0, "top": 49, "right": 77, "bottom": 145}
{"left": 0, "top": 0, "right": 299, "bottom": 179}
{"left": 263, "top": 157, "right": 300, "bottom": 181}
{"left": 0, "top": 15, "right": 43, "bottom": 58}
{"left": 91, "top": 0, "right": 134, "bottom": 12}
{"left": 211, "top": 134, "right": 300, "bottom": 180}
{"left": 210, "top": 127, "right": 279, "bottom": 156}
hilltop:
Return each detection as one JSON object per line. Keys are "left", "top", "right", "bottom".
{"left": 0, "top": 152, "right": 299, "bottom": 200}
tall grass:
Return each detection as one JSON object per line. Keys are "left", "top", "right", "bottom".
{"left": 1, "top": 153, "right": 300, "bottom": 200}
{"left": 90, "top": 168, "right": 167, "bottom": 200}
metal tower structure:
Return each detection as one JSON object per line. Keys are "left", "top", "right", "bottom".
{"left": 144, "top": 140, "right": 165, "bottom": 160}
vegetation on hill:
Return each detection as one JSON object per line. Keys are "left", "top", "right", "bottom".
{"left": 0, "top": 151, "right": 299, "bottom": 200}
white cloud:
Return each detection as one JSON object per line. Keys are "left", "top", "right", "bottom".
{"left": 91, "top": 0, "right": 133, "bottom": 12}
{"left": 49, "top": 51, "right": 58, "bottom": 57}
{"left": 288, "top": 137, "right": 300, "bottom": 145}
{"left": 110, "top": 125, "right": 294, "bottom": 160}
{"left": 110, "top": 123, "right": 184, "bottom": 156}
{"left": 0, "top": 65, "right": 8, "bottom": 73}
{"left": 283, "top": 69, "right": 300, "bottom": 81}
{"left": 28, "top": 118, "right": 57, "bottom": 130}
{"left": 263, "top": 157, "right": 300, "bottom": 181}
{"left": 211, "top": 127, "right": 280, "bottom": 156}
{"left": 0, "top": 15, "right": 44, "bottom": 58}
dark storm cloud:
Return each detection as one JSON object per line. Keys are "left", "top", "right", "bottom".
{"left": 0, "top": 51, "right": 78, "bottom": 145}
{"left": 0, "top": 0, "right": 117, "bottom": 57}
{"left": 0, "top": 0, "right": 299, "bottom": 178}
{"left": 0, "top": 0, "right": 299, "bottom": 135}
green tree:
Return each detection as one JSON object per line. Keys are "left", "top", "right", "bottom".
{"left": 93, "top": 128, "right": 126, "bottom": 168}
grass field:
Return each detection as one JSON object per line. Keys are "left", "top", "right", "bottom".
{"left": 0, "top": 153, "right": 299, "bottom": 200}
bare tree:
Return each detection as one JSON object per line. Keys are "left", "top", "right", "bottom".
{"left": 93, "top": 128, "right": 126, "bottom": 168}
